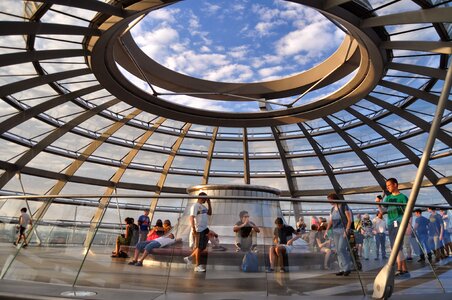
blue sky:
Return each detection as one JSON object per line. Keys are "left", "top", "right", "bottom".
{"left": 128, "top": 0, "right": 347, "bottom": 112}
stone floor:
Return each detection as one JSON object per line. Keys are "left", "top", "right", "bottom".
{"left": 0, "top": 242, "right": 451, "bottom": 299}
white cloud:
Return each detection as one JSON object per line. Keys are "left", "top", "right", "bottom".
{"left": 202, "top": 2, "right": 221, "bottom": 15}
{"left": 275, "top": 21, "right": 340, "bottom": 57}
{"left": 200, "top": 45, "right": 211, "bottom": 53}
{"left": 135, "top": 26, "right": 179, "bottom": 59}
{"left": 258, "top": 66, "right": 283, "bottom": 78}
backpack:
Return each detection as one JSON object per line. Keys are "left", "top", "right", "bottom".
{"left": 241, "top": 251, "right": 258, "bottom": 272}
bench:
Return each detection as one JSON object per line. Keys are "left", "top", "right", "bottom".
{"left": 147, "top": 243, "right": 327, "bottom": 270}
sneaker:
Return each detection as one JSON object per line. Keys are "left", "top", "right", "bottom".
{"left": 135, "top": 261, "right": 143, "bottom": 267}
{"left": 335, "top": 271, "right": 344, "bottom": 276}
{"left": 417, "top": 258, "right": 425, "bottom": 262}
{"left": 343, "top": 271, "right": 351, "bottom": 276}
{"left": 183, "top": 256, "right": 193, "bottom": 265}
{"left": 22, "top": 244, "right": 28, "bottom": 248}
{"left": 266, "top": 268, "right": 274, "bottom": 273}
{"left": 128, "top": 260, "right": 137, "bottom": 265}
{"left": 382, "top": 256, "right": 387, "bottom": 259}
{"left": 374, "top": 257, "right": 379, "bottom": 260}
{"left": 407, "top": 257, "right": 413, "bottom": 261}
{"left": 194, "top": 265, "right": 206, "bottom": 272}
{"left": 280, "top": 268, "right": 286, "bottom": 273}
{"left": 13, "top": 242, "right": 17, "bottom": 246}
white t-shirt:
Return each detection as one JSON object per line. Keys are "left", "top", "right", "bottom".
{"left": 20, "top": 212, "right": 31, "bottom": 227}
{"left": 189, "top": 202, "right": 208, "bottom": 232}
{"left": 373, "top": 217, "right": 386, "bottom": 233}
{"left": 154, "top": 236, "right": 177, "bottom": 248}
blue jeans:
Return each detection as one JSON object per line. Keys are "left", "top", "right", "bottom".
{"left": 375, "top": 233, "right": 386, "bottom": 258}
{"left": 136, "top": 240, "right": 161, "bottom": 252}
{"left": 415, "top": 233, "right": 430, "bottom": 255}
{"left": 333, "top": 229, "right": 352, "bottom": 272}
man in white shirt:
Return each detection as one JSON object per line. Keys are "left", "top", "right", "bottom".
{"left": 373, "top": 212, "right": 387, "bottom": 260}
{"left": 184, "top": 192, "right": 212, "bottom": 272}
{"left": 14, "top": 207, "right": 32, "bottom": 247}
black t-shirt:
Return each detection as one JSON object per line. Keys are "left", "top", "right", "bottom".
{"left": 274, "top": 225, "right": 296, "bottom": 244}
{"left": 235, "top": 220, "right": 256, "bottom": 238}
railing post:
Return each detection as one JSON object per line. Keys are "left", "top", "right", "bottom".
{"left": 373, "top": 62, "right": 452, "bottom": 299}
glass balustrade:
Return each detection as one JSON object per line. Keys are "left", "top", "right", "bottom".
{"left": 1, "top": 192, "right": 451, "bottom": 297}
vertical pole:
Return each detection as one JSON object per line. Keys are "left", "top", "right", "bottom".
{"left": 373, "top": 62, "right": 452, "bottom": 299}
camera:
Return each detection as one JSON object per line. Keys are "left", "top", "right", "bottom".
{"left": 377, "top": 195, "right": 382, "bottom": 200}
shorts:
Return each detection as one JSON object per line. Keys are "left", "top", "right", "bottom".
{"left": 281, "top": 244, "right": 294, "bottom": 254}
{"left": 194, "top": 228, "right": 209, "bottom": 251}
{"left": 19, "top": 226, "right": 26, "bottom": 235}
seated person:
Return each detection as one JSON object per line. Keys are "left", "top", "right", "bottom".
{"left": 129, "top": 232, "right": 181, "bottom": 266}
{"left": 316, "top": 224, "right": 333, "bottom": 270}
{"left": 296, "top": 216, "right": 307, "bottom": 235}
{"left": 267, "top": 217, "right": 301, "bottom": 273}
{"left": 208, "top": 229, "right": 226, "bottom": 251}
{"left": 233, "top": 210, "right": 260, "bottom": 252}
{"left": 146, "top": 219, "right": 165, "bottom": 241}
{"left": 112, "top": 217, "right": 139, "bottom": 257}
{"left": 307, "top": 224, "right": 319, "bottom": 252}
{"left": 163, "top": 219, "right": 172, "bottom": 233}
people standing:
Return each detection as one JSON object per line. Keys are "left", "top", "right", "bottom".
{"left": 184, "top": 192, "right": 212, "bottom": 272}
{"left": 413, "top": 208, "right": 431, "bottom": 262}
{"left": 233, "top": 210, "right": 260, "bottom": 252}
{"left": 427, "top": 207, "right": 444, "bottom": 262}
{"left": 361, "top": 214, "right": 374, "bottom": 260}
{"left": 372, "top": 212, "right": 387, "bottom": 260}
{"left": 325, "top": 193, "right": 353, "bottom": 276}
{"left": 14, "top": 207, "right": 32, "bottom": 247}
{"left": 376, "top": 178, "right": 409, "bottom": 277}
{"left": 439, "top": 208, "right": 451, "bottom": 256}
{"left": 137, "top": 208, "right": 151, "bottom": 242}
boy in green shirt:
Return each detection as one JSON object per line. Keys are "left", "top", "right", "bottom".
{"left": 376, "top": 178, "right": 409, "bottom": 277}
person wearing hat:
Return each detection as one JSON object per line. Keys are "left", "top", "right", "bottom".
{"left": 137, "top": 208, "right": 151, "bottom": 242}
{"left": 360, "top": 213, "right": 374, "bottom": 260}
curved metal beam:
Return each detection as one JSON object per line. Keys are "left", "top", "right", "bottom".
{"left": 381, "top": 41, "right": 452, "bottom": 55}
{"left": 270, "top": 126, "right": 297, "bottom": 197}
{"left": 297, "top": 123, "right": 343, "bottom": 197}
{"left": 0, "top": 98, "right": 120, "bottom": 189}
{"left": 243, "top": 128, "right": 250, "bottom": 184}
{"left": 323, "top": 116, "right": 387, "bottom": 190}
{"left": 361, "top": 7, "right": 452, "bottom": 27}
{"left": 84, "top": 117, "right": 166, "bottom": 247}
{"left": 30, "top": 108, "right": 144, "bottom": 225}
{"left": 0, "top": 21, "right": 102, "bottom": 36}
{"left": 0, "top": 49, "right": 89, "bottom": 68}
{"left": 32, "top": 0, "right": 132, "bottom": 17}
{"left": 387, "top": 62, "right": 447, "bottom": 80}
{"left": 346, "top": 107, "right": 451, "bottom": 200}
{"left": 379, "top": 80, "right": 452, "bottom": 111}
{"left": 202, "top": 127, "right": 218, "bottom": 184}
{"left": 366, "top": 95, "right": 452, "bottom": 147}
{"left": 0, "top": 68, "right": 92, "bottom": 98}
{"left": 0, "top": 85, "right": 103, "bottom": 134}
